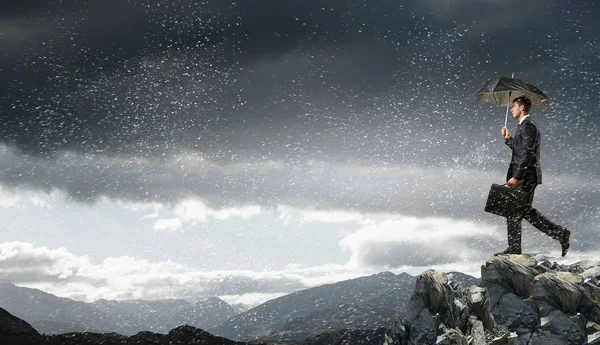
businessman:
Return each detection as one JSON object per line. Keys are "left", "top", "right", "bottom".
{"left": 496, "top": 96, "right": 570, "bottom": 256}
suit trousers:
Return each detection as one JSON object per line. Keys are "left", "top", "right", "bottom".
{"left": 506, "top": 181, "right": 569, "bottom": 250}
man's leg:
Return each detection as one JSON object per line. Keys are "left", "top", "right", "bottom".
{"left": 495, "top": 214, "right": 525, "bottom": 255}
{"left": 505, "top": 216, "right": 523, "bottom": 253}
{"left": 523, "top": 208, "right": 570, "bottom": 256}
{"left": 521, "top": 183, "right": 571, "bottom": 256}
{"left": 494, "top": 182, "right": 533, "bottom": 255}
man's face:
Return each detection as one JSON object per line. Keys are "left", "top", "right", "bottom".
{"left": 511, "top": 102, "right": 523, "bottom": 118}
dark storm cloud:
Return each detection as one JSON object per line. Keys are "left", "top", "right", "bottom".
{"left": 2, "top": 0, "right": 598, "bottom": 159}
{"left": 1, "top": 0, "right": 600, "bottom": 231}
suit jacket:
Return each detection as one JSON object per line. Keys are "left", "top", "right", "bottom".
{"left": 505, "top": 116, "right": 542, "bottom": 185}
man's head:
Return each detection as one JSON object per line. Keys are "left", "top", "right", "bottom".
{"left": 511, "top": 96, "right": 531, "bottom": 119}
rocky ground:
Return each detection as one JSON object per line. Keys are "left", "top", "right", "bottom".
{"left": 384, "top": 254, "right": 600, "bottom": 345}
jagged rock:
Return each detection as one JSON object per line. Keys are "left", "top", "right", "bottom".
{"left": 557, "top": 272, "right": 584, "bottom": 285}
{"left": 528, "top": 310, "right": 586, "bottom": 345}
{"left": 389, "top": 256, "right": 600, "bottom": 345}
{"left": 454, "top": 289, "right": 471, "bottom": 332}
{"left": 508, "top": 255, "right": 537, "bottom": 268}
{"left": 481, "top": 256, "right": 538, "bottom": 297}
{"left": 488, "top": 331, "right": 508, "bottom": 345}
{"left": 531, "top": 273, "right": 584, "bottom": 313}
{"left": 391, "top": 270, "right": 497, "bottom": 345}
{"left": 531, "top": 271, "right": 600, "bottom": 325}
{"left": 469, "top": 286, "right": 495, "bottom": 331}
{"left": 587, "top": 321, "right": 600, "bottom": 344}
{"left": 486, "top": 331, "right": 517, "bottom": 345}
{"left": 408, "top": 308, "right": 438, "bottom": 344}
{"left": 484, "top": 255, "right": 600, "bottom": 345}
{"left": 491, "top": 292, "right": 537, "bottom": 343}
{"left": 485, "top": 284, "right": 507, "bottom": 313}
{"left": 435, "top": 325, "right": 468, "bottom": 345}
{"left": 584, "top": 279, "right": 600, "bottom": 306}
{"left": 467, "top": 316, "right": 486, "bottom": 345}
{"left": 390, "top": 314, "right": 406, "bottom": 340}
{"left": 414, "top": 270, "right": 447, "bottom": 315}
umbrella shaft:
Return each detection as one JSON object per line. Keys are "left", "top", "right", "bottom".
{"left": 504, "top": 91, "right": 512, "bottom": 127}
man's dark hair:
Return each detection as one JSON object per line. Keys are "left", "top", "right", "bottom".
{"left": 512, "top": 96, "right": 532, "bottom": 113}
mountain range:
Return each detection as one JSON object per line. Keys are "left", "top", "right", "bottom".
{"left": 0, "top": 283, "right": 236, "bottom": 335}
{"left": 0, "top": 271, "right": 479, "bottom": 342}
{"left": 7, "top": 256, "right": 595, "bottom": 345}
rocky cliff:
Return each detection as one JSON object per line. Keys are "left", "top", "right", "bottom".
{"left": 385, "top": 255, "right": 600, "bottom": 345}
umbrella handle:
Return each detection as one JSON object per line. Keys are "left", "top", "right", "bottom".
{"left": 504, "top": 90, "right": 512, "bottom": 127}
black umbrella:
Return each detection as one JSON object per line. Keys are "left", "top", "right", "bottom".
{"left": 474, "top": 75, "right": 548, "bottom": 126}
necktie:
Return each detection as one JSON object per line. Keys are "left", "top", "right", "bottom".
{"left": 515, "top": 124, "right": 520, "bottom": 134}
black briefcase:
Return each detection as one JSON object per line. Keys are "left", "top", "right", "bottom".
{"left": 484, "top": 183, "right": 527, "bottom": 217}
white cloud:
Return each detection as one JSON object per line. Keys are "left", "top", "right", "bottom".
{"left": 175, "top": 199, "right": 209, "bottom": 221}
{"left": 340, "top": 217, "right": 503, "bottom": 268}
{"left": 120, "top": 200, "right": 164, "bottom": 212}
{"left": 275, "top": 205, "right": 396, "bottom": 226}
{"left": 0, "top": 242, "right": 92, "bottom": 278}
{"left": 299, "top": 208, "right": 369, "bottom": 224}
{"left": 211, "top": 205, "right": 262, "bottom": 220}
{"left": 153, "top": 218, "right": 183, "bottom": 231}
{"left": 2, "top": 237, "right": 594, "bottom": 306}
{"left": 173, "top": 199, "right": 262, "bottom": 223}
{"left": 0, "top": 185, "right": 55, "bottom": 209}
{"left": 0, "top": 241, "right": 340, "bottom": 304}
{"left": 145, "top": 199, "right": 264, "bottom": 232}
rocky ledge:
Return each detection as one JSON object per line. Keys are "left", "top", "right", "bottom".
{"left": 385, "top": 255, "right": 600, "bottom": 345}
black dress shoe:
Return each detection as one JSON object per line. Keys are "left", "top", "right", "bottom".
{"left": 559, "top": 230, "right": 570, "bottom": 257}
{"left": 494, "top": 247, "right": 522, "bottom": 256}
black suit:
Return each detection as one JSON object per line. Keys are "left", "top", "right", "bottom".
{"left": 504, "top": 116, "right": 568, "bottom": 252}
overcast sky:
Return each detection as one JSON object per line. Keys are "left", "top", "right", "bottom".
{"left": 1, "top": 0, "right": 599, "bottom": 306}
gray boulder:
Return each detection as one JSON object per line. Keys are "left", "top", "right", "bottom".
{"left": 469, "top": 286, "right": 496, "bottom": 331}
{"left": 531, "top": 273, "right": 584, "bottom": 313}
{"left": 482, "top": 255, "right": 600, "bottom": 345}
{"left": 386, "top": 255, "right": 600, "bottom": 345}
{"left": 467, "top": 316, "right": 486, "bottom": 345}
{"left": 387, "top": 270, "right": 501, "bottom": 345}
{"left": 529, "top": 310, "right": 585, "bottom": 345}
{"left": 491, "top": 292, "right": 537, "bottom": 343}
{"left": 481, "top": 256, "right": 538, "bottom": 297}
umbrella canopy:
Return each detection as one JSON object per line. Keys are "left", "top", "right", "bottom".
{"left": 474, "top": 76, "right": 548, "bottom": 108}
